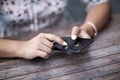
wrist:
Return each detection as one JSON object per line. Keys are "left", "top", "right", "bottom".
{"left": 80, "top": 23, "right": 95, "bottom": 38}
{"left": 14, "top": 41, "right": 27, "bottom": 58}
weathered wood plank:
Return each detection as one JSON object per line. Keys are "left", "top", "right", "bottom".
{"left": 6, "top": 54, "right": 120, "bottom": 80}
{"left": 3, "top": 51, "right": 120, "bottom": 80}
{"left": 0, "top": 45, "right": 120, "bottom": 77}
{"left": 48, "top": 63, "right": 120, "bottom": 80}
{"left": 93, "top": 72, "right": 120, "bottom": 80}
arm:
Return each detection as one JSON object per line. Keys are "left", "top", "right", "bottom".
{"left": 0, "top": 33, "right": 67, "bottom": 59}
{"left": 0, "top": 39, "right": 24, "bottom": 58}
{"left": 71, "top": 2, "right": 111, "bottom": 39}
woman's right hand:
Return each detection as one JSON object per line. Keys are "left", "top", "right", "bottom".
{"left": 17, "top": 33, "right": 67, "bottom": 59}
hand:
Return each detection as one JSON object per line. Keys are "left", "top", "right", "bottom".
{"left": 71, "top": 25, "right": 92, "bottom": 40}
{"left": 16, "top": 33, "right": 67, "bottom": 59}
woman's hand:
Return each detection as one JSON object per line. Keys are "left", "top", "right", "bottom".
{"left": 17, "top": 33, "right": 67, "bottom": 59}
{"left": 71, "top": 24, "right": 94, "bottom": 40}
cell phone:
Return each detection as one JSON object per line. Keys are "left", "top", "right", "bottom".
{"left": 53, "top": 37, "right": 94, "bottom": 54}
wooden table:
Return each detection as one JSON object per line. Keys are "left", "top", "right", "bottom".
{"left": 0, "top": 14, "right": 120, "bottom": 80}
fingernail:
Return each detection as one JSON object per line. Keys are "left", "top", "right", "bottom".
{"left": 71, "top": 35, "right": 77, "bottom": 40}
{"left": 88, "top": 36, "right": 91, "bottom": 39}
{"left": 63, "top": 41, "right": 68, "bottom": 46}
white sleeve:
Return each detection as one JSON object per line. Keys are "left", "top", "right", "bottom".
{"left": 82, "top": 0, "right": 109, "bottom": 12}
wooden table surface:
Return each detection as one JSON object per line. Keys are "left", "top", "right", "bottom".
{"left": 0, "top": 14, "right": 120, "bottom": 80}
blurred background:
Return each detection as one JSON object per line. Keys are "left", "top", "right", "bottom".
{"left": 16, "top": 0, "right": 120, "bottom": 40}
{"left": 67, "top": 0, "right": 120, "bottom": 21}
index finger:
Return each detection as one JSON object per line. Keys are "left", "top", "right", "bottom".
{"left": 41, "top": 33, "right": 67, "bottom": 46}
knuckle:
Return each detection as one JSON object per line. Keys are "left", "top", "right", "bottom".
{"left": 46, "top": 47, "right": 52, "bottom": 53}
{"left": 50, "top": 43, "right": 54, "bottom": 48}
{"left": 51, "top": 34, "right": 60, "bottom": 41}
{"left": 48, "top": 48, "right": 52, "bottom": 53}
{"left": 52, "top": 34, "right": 57, "bottom": 39}
{"left": 44, "top": 52, "right": 48, "bottom": 56}
{"left": 74, "top": 26, "right": 78, "bottom": 28}
{"left": 47, "top": 34, "right": 53, "bottom": 38}
{"left": 39, "top": 33, "right": 45, "bottom": 37}
{"left": 48, "top": 42, "right": 53, "bottom": 48}
{"left": 73, "top": 26, "right": 79, "bottom": 30}
{"left": 43, "top": 52, "right": 49, "bottom": 58}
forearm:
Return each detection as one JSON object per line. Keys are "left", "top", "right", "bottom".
{"left": 81, "top": 2, "right": 111, "bottom": 37}
{"left": 0, "top": 33, "right": 66, "bottom": 59}
{"left": 0, "top": 39, "right": 24, "bottom": 58}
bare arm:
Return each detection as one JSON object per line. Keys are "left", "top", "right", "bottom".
{"left": 0, "top": 39, "right": 23, "bottom": 58}
{"left": 71, "top": 2, "right": 111, "bottom": 39}
{"left": 0, "top": 33, "right": 67, "bottom": 59}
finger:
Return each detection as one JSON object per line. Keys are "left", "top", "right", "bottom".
{"left": 36, "top": 50, "right": 49, "bottom": 59}
{"left": 39, "top": 44, "right": 52, "bottom": 54}
{"left": 41, "top": 33, "right": 67, "bottom": 46}
{"left": 42, "top": 38, "right": 53, "bottom": 48}
{"left": 71, "top": 26, "right": 80, "bottom": 40}
{"left": 78, "top": 30, "right": 91, "bottom": 39}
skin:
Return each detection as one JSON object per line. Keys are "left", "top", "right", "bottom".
{"left": 0, "top": 2, "right": 111, "bottom": 59}
{"left": 71, "top": 2, "right": 111, "bottom": 39}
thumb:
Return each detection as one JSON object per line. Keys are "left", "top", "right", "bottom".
{"left": 71, "top": 26, "right": 80, "bottom": 40}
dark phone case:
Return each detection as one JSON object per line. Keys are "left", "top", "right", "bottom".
{"left": 53, "top": 37, "right": 94, "bottom": 54}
